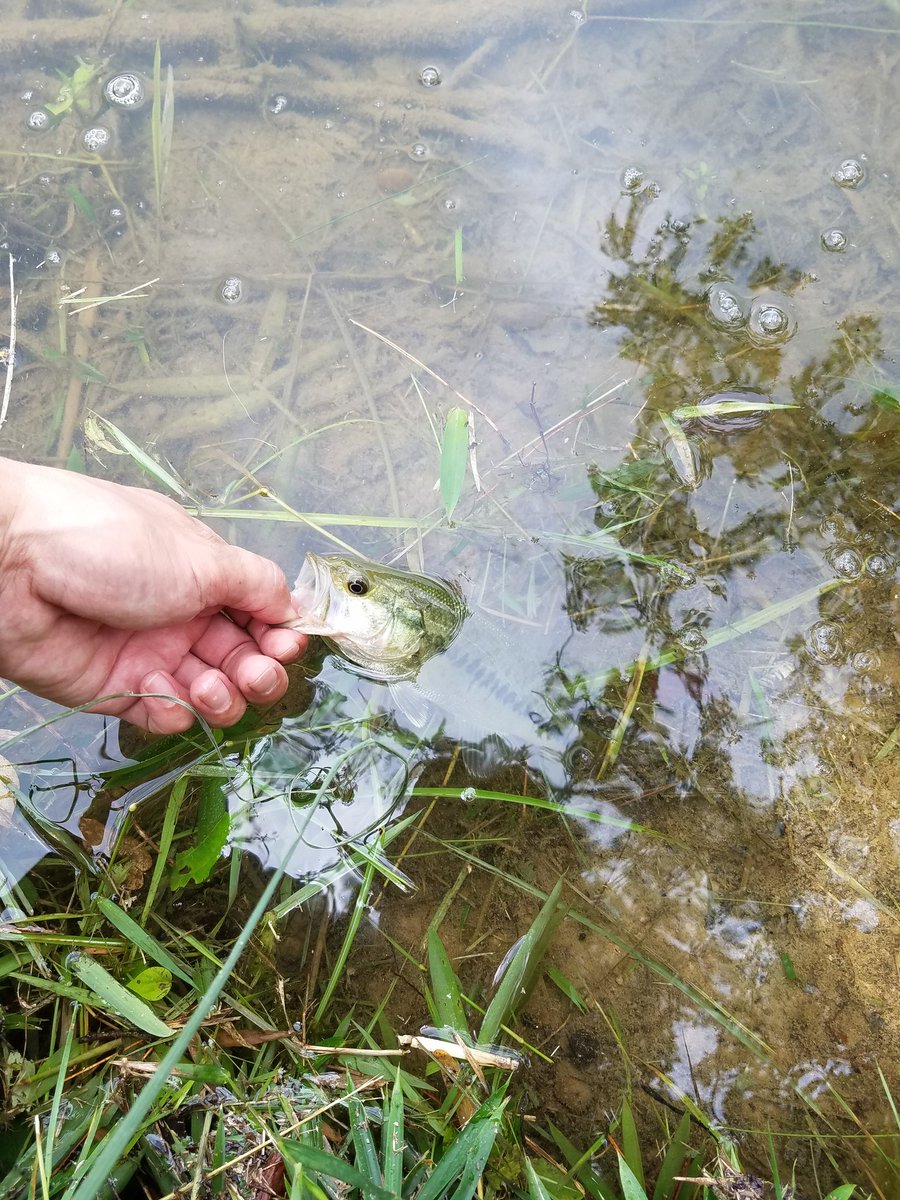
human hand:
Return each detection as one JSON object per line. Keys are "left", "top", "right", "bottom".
{"left": 0, "top": 459, "right": 307, "bottom": 733}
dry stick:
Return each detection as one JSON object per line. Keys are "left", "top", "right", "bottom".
{"left": 55, "top": 252, "right": 102, "bottom": 465}
{"left": 348, "top": 317, "right": 511, "bottom": 451}
{"left": 0, "top": 254, "right": 16, "bottom": 431}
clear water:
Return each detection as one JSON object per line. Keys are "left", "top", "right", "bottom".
{"left": 1, "top": 0, "right": 898, "bottom": 1182}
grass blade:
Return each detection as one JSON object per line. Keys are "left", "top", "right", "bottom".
{"left": 348, "top": 1092, "right": 383, "bottom": 1197}
{"left": 652, "top": 1110, "right": 692, "bottom": 1200}
{"left": 617, "top": 1153, "right": 649, "bottom": 1200}
{"left": 619, "top": 1097, "right": 645, "bottom": 1194}
{"left": 66, "top": 835, "right": 300, "bottom": 1200}
{"left": 66, "top": 952, "right": 174, "bottom": 1039}
{"left": 281, "top": 1140, "right": 394, "bottom": 1200}
{"left": 96, "top": 896, "right": 193, "bottom": 987}
{"left": 479, "top": 878, "right": 564, "bottom": 1045}
{"left": 416, "top": 1090, "right": 506, "bottom": 1200}
{"left": 427, "top": 927, "right": 468, "bottom": 1032}
{"left": 440, "top": 407, "right": 469, "bottom": 520}
{"left": 382, "top": 1070, "right": 405, "bottom": 1197}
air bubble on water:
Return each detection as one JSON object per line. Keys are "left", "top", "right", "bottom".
{"left": 826, "top": 545, "right": 864, "bottom": 578}
{"left": 676, "top": 625, "right": 707, "bottom": 651}
{"left": 26, "top": 108, "right": 52, "bottom": 132}
{"left": 705, "top": 284, "right": 745, "bottom": 330}
{"left": 218, "top": 275, "right": 244, "bottom": 304}
{"left": 419, "top": 65, "right": 442, "bottom": 88}
{"left": 821, "top": 228, "right": 847, "bottom": 252}
{"left": 864, "top": 552, "right": 894, "bottom": 577}
{"left": 747, "top": 295, "right": 796, "bottom": 347}
{"left": 851, "top": 649, "right": 880, "bottom": 673}
{"left": 408, "top": 142, "right": 429, "bottom": 160}
{"left": 807, "top": 620, "right": 844, "bottom": 664}
{"left": 443, "top": 196, "right": 459, "bottom": 211}
{"left": 569, "top": 9, "right": 586, "bottom": 23}
{"left": 460, "top": 786, "right": 477, "bottom": 802}
{"left": 81, "top": 126, "right": 112, "bottom": 153}
{"left": 831, "top": 158, "right": 864, "bottom": 188}
{"left": 103, "top": 72, "right": 147, "bottom": 109}
{"left": 267, "top": 93, "right": 289, "bottom": 115}
{"left": 620, "top": 166, "right": 644, "bottom": 194}
{"left": 563, "top": 744, "right": 594, "bottom": 774}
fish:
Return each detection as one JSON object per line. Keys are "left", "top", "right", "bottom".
{"left": 284, "top": 552, "right": 566, "bottom": 786}
{"left": 284, "top": 552, "right": 468, "bottom": 681}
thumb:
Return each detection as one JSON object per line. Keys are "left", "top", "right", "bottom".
{"left": 208, "top": 546, "right": 296, "bottom": 624}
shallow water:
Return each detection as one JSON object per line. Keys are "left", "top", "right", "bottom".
{"left": 0, "top": 0, "right": 898, "bottom": 1186}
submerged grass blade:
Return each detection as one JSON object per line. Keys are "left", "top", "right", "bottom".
{"left": 314, "top": 854, "right": 377, "bottom": 1024}
{"left": 85, "top": 412, "right": 195, "bottom": 501}
{"left": 427, "top": 927, "right": 468, "bottom": 1032}
{"left": 479, "top": 878, "right": 564, "bottom": 1045}
{"left": 440, "top": 407, "right": 469, "bottom": 520}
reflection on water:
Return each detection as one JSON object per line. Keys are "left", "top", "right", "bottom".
{"left": 0, "top": 0, "right": 899, "bottom": 1183}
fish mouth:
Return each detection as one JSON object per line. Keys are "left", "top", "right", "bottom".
{"left": 288, "top": 551, "right": 333, "bottom": 633}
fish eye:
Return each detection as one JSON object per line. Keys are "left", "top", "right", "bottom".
{"left": 346, "top": 575, "right": 369, "bottom": 596}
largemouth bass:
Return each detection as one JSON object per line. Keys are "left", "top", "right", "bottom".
{"left": 285, "top": 552, "right": 468, "bottom": 680}
{"left": 285, "top": 552, "right": 566, "bottom": 783}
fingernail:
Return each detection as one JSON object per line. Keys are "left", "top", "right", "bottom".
{"left": 199, "top": 679, "right": 231, "bottom": 713}
{"left": 144, "top": 672, "right": 180, "bottom": 708}
{"left": 251, "top": 665, "right": 279, "bottom": 695}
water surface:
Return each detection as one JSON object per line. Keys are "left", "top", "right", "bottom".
{"left": 0, "top": 0, "right": 898, "bottom": 1185}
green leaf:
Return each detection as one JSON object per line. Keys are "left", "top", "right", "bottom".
{"left": 348, "top": 1092, "right": 382, "bottom": 1197}
{"left": 127, "top": 966, "right": 172, "bottom": 1001}
{"left": 96, "top": 895, "right": 193, "bottom": 986}
{"left": 65, "top": 184, "right": 98, "bottom": 224}
{"left": 545, "top": 963, "right": 588, "bottom": 1012}
{"left": 672, "top": 400, "right": 797, "bottom": 420}
{"left": 427, "top": 928, "right": 467, "bottom": 1032}
{"left": 822, "top": 1186, "right": 856, "bottom": 1200}
{"left": 525, "top": 1158, "right": 553, "bottom": 1200}
{"left": 872, "top": 388, "right": 900, "bottom": 411}
{"left": 280, "top": 1141, "right": 395, "bottom": 1200}
{"left": 416, "top": 1091, "right": 506, "bottom": 1200}
{"left": 652, "top": 1111, "right": 692, "bottom": 1200}
{"left": 172, "top": 812, "right": 229, "bottom": 887}
{"left": 66, "top": 952, "right": 174, "bottom": 1039}
{"left": 381, "top": 1071, "right": 405, "bottom": 1197}
{"left": 479, "top": 878, "right": 564, "bottom": 1045}
{"left": 172, "top": 776, "right": 230, "bottom": 888}
{"left": 620, "top": 1098, "right": 645, "bottom": 1194}
{"left": 617, "top": 1154, "right": 649, "bottom": 1200}
{"left": 440, "top": 407, "right": 469, "bottom": 520}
